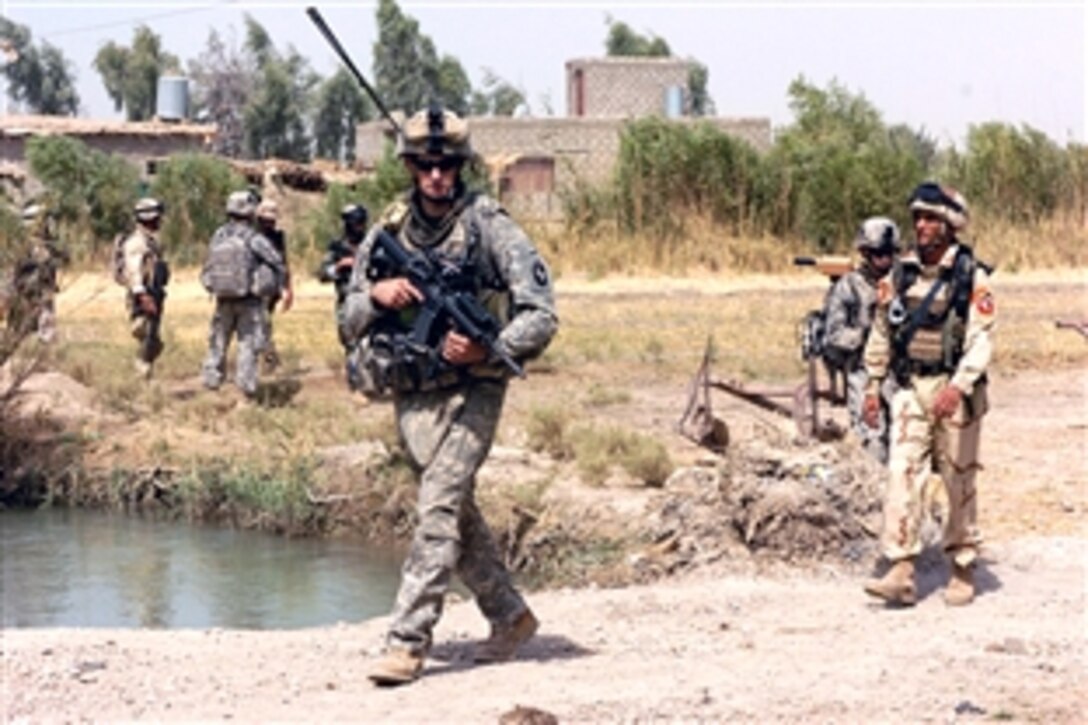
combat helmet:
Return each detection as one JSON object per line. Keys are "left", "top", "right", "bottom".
{"left": 854, "top": 216, "right": 900, "bottom": 255}
{"left": 341, "top": 203, "right": 368, "bottom": 226}
{"left": 397, "top": 105, "right": 472, "bottom": 160}
{"left": 908, "top": 182, "right": 969, "bottom": 231}
{"left": 134, "top": 197, "right": 164, "bottom": 222}
{"left": 226, "top": 190, "right": 257, "bottom": 218}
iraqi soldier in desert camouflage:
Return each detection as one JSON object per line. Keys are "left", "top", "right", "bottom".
{"left": 823, "top": 217, "right": 899, "bottom": 463}
{"left": 119, "top": 198, "right": 169, "bottom": 378}
{"left": 200, "top": 191, "right": 286, "bottom": 399}
{"left": 862, "top": 182, "right": 995, "bottom": 608}
{"left": 7, "top": 203, "right": 68, "bottom": 342}
{"left": 340, "top": 107, "right": 558, "bottom": 686}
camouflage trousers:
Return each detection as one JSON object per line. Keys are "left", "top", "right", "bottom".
{"left": 386, "top": 379, "right": 527, "bottom": 656}
{"left": 260, "top": 296, "right": 280, "bottom": 367}
{"left": 846, "top": 367, "right": 891, "bottom": 464}
{"left": 201, "top": 297, "right": 265, "bottom": 396}
{"left": 881, "top": 373, "right": 987, "bottom": 567}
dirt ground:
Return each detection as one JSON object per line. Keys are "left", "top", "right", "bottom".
{"left": 2, "top": 273, "right": 1086, "bottom": 721}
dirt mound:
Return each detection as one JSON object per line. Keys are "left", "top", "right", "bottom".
{"left": 631, "top": 436, "right": 885, "bottom": 580}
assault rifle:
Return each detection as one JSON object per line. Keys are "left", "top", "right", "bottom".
{"left": 1055, "top": 319, "right": 1088, "bottom": 340}
{"left": 793, "top": 255, "right": 853, "bottom": 280}
{"left": 141, "top": 259, "right": 169, "bottom": 363}
{"left": 371, "top": 230, "right": 525, "bottom": 378}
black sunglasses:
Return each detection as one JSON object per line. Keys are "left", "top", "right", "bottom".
{"left": 411, "top": 157, "right": 461, "bottom": 172}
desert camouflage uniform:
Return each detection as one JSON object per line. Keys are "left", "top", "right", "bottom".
{"left": 201, "top": 221, "right": 285, "bottom": 396}
{"left": 120, "top": 225, "right": 167, "bottom": 371}
{"left": 864, "top": 243, "right": 994, "bottom": 567}
{"left": 825, "top": 266, "right": 891, "bottom": 463}
{"left": 7, "top": 230, "right": 66, "bottom": 342}
{"left": 342, "top": 191, "right": 558, "bottom": 656}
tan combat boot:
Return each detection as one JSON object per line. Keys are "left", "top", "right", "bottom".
{"left": 864, "top": 558, "right": 917, "bottom": 606}
{"left": 944, "top": 564, "right": 975, "bottom": 606}
{"left": 474, "top": 608, "right": 539, "bottom": 663}
{"left": 367, "top": 648, "right": 424, "bottom": 687}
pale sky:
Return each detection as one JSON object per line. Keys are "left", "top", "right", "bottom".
{"left": 2, "top": 1, "right": 1085, "bottom": 148}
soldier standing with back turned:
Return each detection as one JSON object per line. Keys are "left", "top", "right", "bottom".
{"left": 200, "top": 191, "right": 286, "bottom": 399}
{"left": 862, "top": 182, "right": 995, "bottom": 607}
{"left": 8, "top": 203, "right": 68, "bottom": 342}
{"left": 119, "top": 198, "right": 169, "bottom": 378}
{"left": 823, "top": 216, "right": 899, "bottom": 463}
{"left": 341, "top": 107, "right": 558, "bottom": 686}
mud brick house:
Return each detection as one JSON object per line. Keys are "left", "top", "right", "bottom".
{"left": 355, "top": 57, "right": 771, "bottom": 220}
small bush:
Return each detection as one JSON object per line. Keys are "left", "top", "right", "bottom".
{"left": 525, "top": 404, "right": 574, "bottom": 460}
{"left": 572, "top": 424, "right": 673, "bottom": 487}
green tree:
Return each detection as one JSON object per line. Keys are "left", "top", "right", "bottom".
{"left": 241, "top": 16, "right": 317, "bottom": 161}
{"left": 765, "top": 76, "right": 925, "bottom": 246}
{"left": 92, "top": 25, "right": 179, "bottom": 121}
{"left": 0, "top": 19, "right": 79, "bottom": 115}
{"left": 188, "top": 29, "right": 252, "bottom": 157}
{"left": 604, "top": 17, "right": 670, "bottom": 56}
{"left": 150, "top": 154, "right": 245, "bottom": 265}
{"left": 946, "top": 122, "right": 1068, "bottom": 224}
{"left": 313, "top": 68, "right": 372, "bottom": 163}
{"left": 24, "top": 136, "right": 140, "bottom": 256}
{"left": 373, "top": 0, "right": 472, "bottom": 114}
{"left": 469, "top": 68, "right": 526, "bottom": 116}
{"left": 603, "top": 16, "right": 713, "bottom": 117}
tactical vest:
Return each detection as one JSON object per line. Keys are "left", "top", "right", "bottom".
{"left": 888, "top": 245, "right": 976, "bottom": 378}
{"left": 357, "top": 196, "right": 512, "bottom": 396}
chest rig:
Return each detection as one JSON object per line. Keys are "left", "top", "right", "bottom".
{"left": 359, "top": 199, "right": 511, "bottom": 395}
{"left": 888, "top": 245, "right": 977, "bottom": 382}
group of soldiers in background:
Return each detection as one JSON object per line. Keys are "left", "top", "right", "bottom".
{"left": 4, "top": 187, "right": 368, "bottom": 392}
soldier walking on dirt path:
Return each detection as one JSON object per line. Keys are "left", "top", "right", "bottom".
{"left": 824, "top": 216, "right": 899, "bottom": 463}
{"left": 341, "top": 107, "right": 558, "bottom": 687}
{"left": 862, "top": 182, "right": 995, "bottom": 608}
{"left": 200, "top": 191, "right": 286, "bottom": 399}
{"left": 117, "top": 198, "right": 169, "bottom": 379}
{"left": 255, "top": 199, "right": 293, "bottom": 373}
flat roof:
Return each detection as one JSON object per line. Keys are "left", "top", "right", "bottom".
{"left": 1, "top": 115, "right": 216, "bottom": 138}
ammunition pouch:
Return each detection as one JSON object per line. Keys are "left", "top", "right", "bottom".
{"left": 352, "top": 327, "right": 466, "bottom": 399}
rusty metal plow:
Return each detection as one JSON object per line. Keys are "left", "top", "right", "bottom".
{"left": 678, "top": 337, "right": 845, "bottom": 452}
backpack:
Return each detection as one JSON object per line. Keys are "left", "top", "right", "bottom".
{"left": 201, "top": 227, "right": 255, "bottom": 299}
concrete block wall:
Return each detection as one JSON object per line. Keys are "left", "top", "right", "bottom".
{"left": 566, "top": 57, "right": 690, "bottom": 118}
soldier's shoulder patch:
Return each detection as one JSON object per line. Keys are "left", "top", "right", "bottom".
{"left": 532, "top": 259, "right": 549, "bottom": 287}
{"left": 379, "top": 199, "right": 410, "bottom": 230}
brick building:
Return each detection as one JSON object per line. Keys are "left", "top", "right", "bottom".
{"left": 355, "top": 57, "right": 772, "bottom": 220}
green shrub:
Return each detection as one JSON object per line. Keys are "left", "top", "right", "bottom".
{"left": 150, "top": 154, "right": 246, "bottom": 266}
{"left": 572, "top": 424, "right": 672, "bottom": 487}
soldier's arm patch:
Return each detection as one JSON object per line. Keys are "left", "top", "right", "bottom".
{"left": 532, "top": 260, "right": 549, "bottom": 287}
{"left": 973, "top": 288, "right": 995, "bottom": 316}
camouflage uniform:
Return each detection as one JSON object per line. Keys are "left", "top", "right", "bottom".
{"left": 8, "top": 208, "right": 67, "bottom": 342}
{"left": 201, "top": 211, "right": 286, "bottom": 397}
{"left": 342, "top": 191, "right": 558, "bottom": 658}
{"left": 319, "top": 204, "right": 368, "bottom": 351}
{"left": 255, "top": 202, "right": 290, "bottom": 370}
{"left": 120, "top": 200, "right": 168, "bottom": 375}
{"left": 824, "top": 217, "right": 899, "bottom": 464}
{"left": 865, "top": 243, "right": 994, "bottom": 569}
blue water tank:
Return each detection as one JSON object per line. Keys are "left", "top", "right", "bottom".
{"left": 664, "top": 85, "right": 685, "bottom": 118}
{"left": 156, "top": 76, "right": 189, "bottom": 122}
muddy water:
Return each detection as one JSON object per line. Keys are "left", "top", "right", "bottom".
{"left": 0, "top": 508, "right": 404, "bottom": 629}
